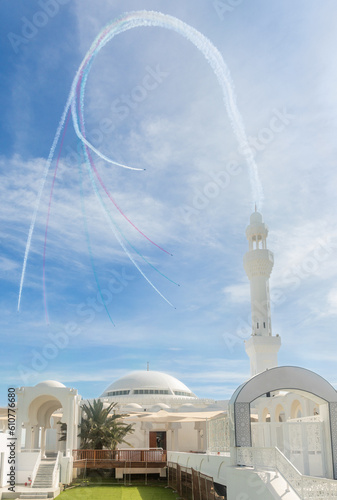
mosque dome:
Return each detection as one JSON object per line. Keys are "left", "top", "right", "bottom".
{"left": 123, "top": 403, "right": 143, "bottom": 410}
{"left": 100, "top": 370, "right": 197, "bottom": 401}
{"left": 35, "top": 380, "right": 66, "bottom": 388}
{"left": 250, "top": 211, "right": 263, "bottom": 224}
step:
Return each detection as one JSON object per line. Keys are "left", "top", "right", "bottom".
{"left": 19, "top": 495, "right": 49, "bottom": 499}
{"left": 32, "top": 459, "right": 56, "bottom": 489}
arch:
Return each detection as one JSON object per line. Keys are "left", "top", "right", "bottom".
{"left": 262, "top": 407, "right": 271, "bottom": 422}
{"left": 290, "top": 400, "right": 303, "bottom": 419}
{"left": 28, "top": 395, "right": 62, "bottom": 428}
{"left": 229, "top": 366, "right": 337, "bottom": 479}
{"left": 275, "top": 404, "right": 286, "bottom": 422}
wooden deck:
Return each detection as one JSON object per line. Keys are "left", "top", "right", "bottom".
{"left": 72, "top": 449, "right": 167, "bottom": 469}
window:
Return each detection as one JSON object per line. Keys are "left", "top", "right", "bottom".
{"left": 133, "top": 389, "right": 170, "bottom": 395}
{"left": 107, "top": 390, "right": 130, "bottom": 396}
{"left": 174, "top": 391, "right": 192, "bottom": 397}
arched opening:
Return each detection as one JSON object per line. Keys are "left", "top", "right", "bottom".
{"left": 275, "top": 404, "right": 286, "bottom": 422}
{"left": 229, "top": 366, "right": 337, "bottom": 479}
{"left": 262, "top": 408, "right": 270, "bottom": 422}
{"left": 24, "top": 395, "right": 64, "bottom": 457}
{"left": 290, "top": 400, "right": 303, "bottom": 419}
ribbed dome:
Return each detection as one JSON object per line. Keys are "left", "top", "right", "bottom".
{"left": 100, "top": 370, "right": 197, "bottom": 399}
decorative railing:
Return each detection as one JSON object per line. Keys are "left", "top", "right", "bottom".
{"left": 207, "top": 415, "right": 230, "bottom": 453}
{"left": 236, "top": 446, "right": 337, "bottom": 499}
{"left": 52, "top": 451, "right": 62, "bottom": 489}
{"left": 73, "top": 448, "right": 167, "bottom": 463}
{"left": 288, "top": 416, "right": 322, "bottom": 423}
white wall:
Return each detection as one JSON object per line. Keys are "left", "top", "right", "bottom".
{"left": 118, "top": 419, "right": 204, "bottom": 453}
{"left": 16, "top": 452, "right": 40, "bottom": 484}
{"left": 168, "top": 451, "right": 289, "bottom": 500}
{"left": 0, "top": 433, "right": 9, "bottom": 488}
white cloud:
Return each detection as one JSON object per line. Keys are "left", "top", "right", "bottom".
{"left": 223, "top": 283, "right": 250, "bottom": 304}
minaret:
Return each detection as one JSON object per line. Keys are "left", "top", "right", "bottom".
{"left": 243, "top": 209, "right": 281, "bottom": 377}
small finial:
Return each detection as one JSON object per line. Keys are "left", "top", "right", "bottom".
{"left": 255, "top": 203, "right": 257, "bottom": 212}
{"left": 147, "top": 362, "right": 149, "bottom": 372}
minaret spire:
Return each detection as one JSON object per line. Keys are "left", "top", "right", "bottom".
{"left": 243, "top": 210, "right": 281, "bottom": 377}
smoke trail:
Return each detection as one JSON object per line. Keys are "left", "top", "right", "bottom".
{"left": 42, "top": 110, "right": 71, "bottom": 324}
{"left": 76, "top": 70, "right": 180, "bottom": 289}
{"left": 81, "top": 142, "right": 175, "bottom": 308}
{"left": 19, "top": 10, "right": 263, "bottom": 311}
{"left": 76, "top": 63, "right": 173, "bottom": 257}
{"left": 78, "top": 145, "right": 115, "bottom": 326}
{"left": 82, "top": 144, "right": 180, "bottom": 287}
{"left": 18, "top": 95, "right": 73, "bottom": 311}
{"left": 72, "top": 11, "right": 264, "bottom": 205}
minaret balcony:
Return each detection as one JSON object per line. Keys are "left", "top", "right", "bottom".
{"left": 243, "top": 249, "right": 274, "bottom": 278}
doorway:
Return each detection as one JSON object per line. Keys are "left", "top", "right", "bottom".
{"left": 149, "top": 431, "right": 166, "bottom": 450}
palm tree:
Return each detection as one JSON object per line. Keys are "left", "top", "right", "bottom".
{"left": 78, "top": 399, "right": 134, "bottom": 450}
{"left": 58, "top": 421, "right": 67, "bottom": 442}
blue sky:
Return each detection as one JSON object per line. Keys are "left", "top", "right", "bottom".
{"left": 1, "top": 0, "right": 337, "bottom": 406}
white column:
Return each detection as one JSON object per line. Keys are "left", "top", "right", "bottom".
{"left": 40, "top": 428, "right": 47, "bottom": 457}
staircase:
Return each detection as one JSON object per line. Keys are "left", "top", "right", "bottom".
{"left": 32, "top": 458, "right": 55, "bottom": 489}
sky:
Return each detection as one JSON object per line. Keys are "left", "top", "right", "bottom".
{"left": 1, "top": 0, "right": 337, "bottom": 406}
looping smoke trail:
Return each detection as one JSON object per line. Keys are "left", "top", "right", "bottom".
{"left": 18, "top": 10, "right": 264, "bottom": 312}
{"left": 71, "top": 11, "right": 264, "bottom": 205}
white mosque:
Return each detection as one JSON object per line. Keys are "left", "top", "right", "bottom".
{"left": 1, "top": 211, "right": 337, "bottom": 499}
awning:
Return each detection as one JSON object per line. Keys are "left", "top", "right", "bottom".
{"left": 123, "top": 409, "right": 226, "bottom": 423}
